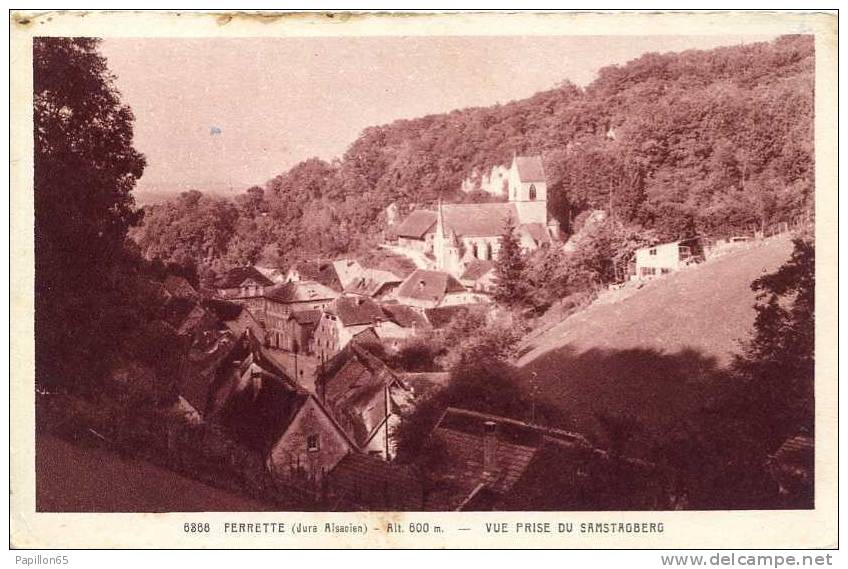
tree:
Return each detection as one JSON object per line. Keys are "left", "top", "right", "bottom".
{"left": 492, "top": 215, "right": 529, "bottom": 307}
{"left": 731, "top": 234, "right": 815, "bottom": 444}
{"left": 34, "top": 38, "right": 170, "bottom": 392}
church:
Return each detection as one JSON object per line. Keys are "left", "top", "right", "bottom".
{"left": 394, "top": 155, "right": 560, "bottom": 277}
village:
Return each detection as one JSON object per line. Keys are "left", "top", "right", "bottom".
{"left": 133, "top": 153, "right": 805, "bottom": 512}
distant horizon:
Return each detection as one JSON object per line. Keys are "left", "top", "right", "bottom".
{"left": 101, "top": 35, "right": 777, "bottom": 198}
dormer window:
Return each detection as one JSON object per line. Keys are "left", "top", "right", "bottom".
{"left": 307, "top": 434, "right": 320, "bottom": 452}
{"left": 529, "top": 184, "right": 537, "bottom": 201}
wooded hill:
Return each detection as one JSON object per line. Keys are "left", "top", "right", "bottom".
{"left": 136, "top": 35, "right": 813, "bottom": 273}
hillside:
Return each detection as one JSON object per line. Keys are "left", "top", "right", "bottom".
{"left": 516, "top": 234, "right": 795, "bottom": 451}
{"left": 136, "top": 35, "right": 813, "bottom": 271}
{"left": 36, "top": 434, "right": 270, "bottom": 512}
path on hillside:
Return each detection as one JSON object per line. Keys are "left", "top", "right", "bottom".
{"left": 516, "top": 235, "right": 795, "bottom": 451}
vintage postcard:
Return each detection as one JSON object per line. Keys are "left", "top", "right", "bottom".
{"left": 9, "top": 10, "right": 838, "bottom": 549}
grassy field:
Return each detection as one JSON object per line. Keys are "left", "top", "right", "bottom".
{"left": 36, "top": 434, "right": 270, "bottom": 512}
{"left": 516, "top": 235, "right": 795, "bottom": 452}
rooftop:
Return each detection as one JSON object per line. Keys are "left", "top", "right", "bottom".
{"left": 513, "top": 155, "right": 546, "bottom": 183}
{"left": 396, "top": 269, "right": 466, "bottom": 305}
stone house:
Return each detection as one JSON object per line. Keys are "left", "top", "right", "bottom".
{"left": 210, "top": 336, "right": 355, "bottom": 493}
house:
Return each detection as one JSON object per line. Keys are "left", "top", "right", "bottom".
{"left": 343, "top": 267, "right": 403, "bottom": 300}
{"left": 459, "top": 260, "right": 497, "bottom": 293}
{"left": 332, "top": 259, "right": 366, "bottom": 289}
{"left": 325, "top": 453, "right": 424, "bottom": 511}
{"left": 209, "top": 335, "right": 355, "bottom": 493}
{"left": 236, "top": 281, "right": 339, "bottom": 349}
{"left": 161, "top": 297, "right": 221, "bottom": 350}
{"left": 285, "top": 260, "right": 344, "bottom": 292}
{"left": 214, "top": 266, "right": 274, "bottom": 298}
{"left": 395, "top": 269, "right": 478, "bottom": 309}
{"left": 204, "top": 298, "right": 267, "bottom": 345}
{"left": 278, "top": 309, "right": 322, "bottom": 353}
{"left": 217, "top": 371, "right": 354, "bottom": 494}
{"left": 419, "top": 407, "right": 667, "bottom": 511}
{"left": 316, "top": 335, "right": 412, "bottom": 460}
{"left": 311, "top": 296, "right": 387, "bottom": 362}
{"left": 633, "top": 237, "right": 704, "bottom": 280}
{"left": 394, "top": 155, "right": 560, "bottom": 277}
{"left": 162, "top": 275, "right": 199, "bottom": 301}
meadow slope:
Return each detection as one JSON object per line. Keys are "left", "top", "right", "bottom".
{"left": 517, "top": 234, "right": 795, "bottom": 451}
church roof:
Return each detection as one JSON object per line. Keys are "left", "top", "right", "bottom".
{"left": 514, "top": 156, "right": 546, "bottom": 183}
{"left": 442, "top": 203, "right": 518, "bottom": 238}
{"left": 396, "top": 210, "right": 437, "bottom": 239}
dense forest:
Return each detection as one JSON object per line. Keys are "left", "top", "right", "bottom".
{"left": 136, "top": 35, "right": 813, "bottom": 281}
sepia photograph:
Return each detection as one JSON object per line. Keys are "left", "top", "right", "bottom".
{"left": 10, "top": 9, "right": 838, "bottom": 550}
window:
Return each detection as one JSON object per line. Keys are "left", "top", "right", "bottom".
{"left": 640, "top": 267, "right": 657, "bottom": 277}
{"left": 649, "top": 248, "right": 657, "bottom": 256}
{"left": 307, "top": 434, "right": 320, "bottom": 452}
{"left": 528, "top": 184, "right": 537, "bottom": 201}
{"left": 661, "top": 268, "right": 671, "bottom": 275}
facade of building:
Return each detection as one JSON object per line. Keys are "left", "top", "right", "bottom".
{"left": 634, "top": 238, "right": 704, "bottom": 280}
{"left": 214, "top": 266, "right": 275, "bottom": 298}
{"left": 311, "top": 296, "right": 387, "bottom": 362}
{"left": 316, "top": 338, "right": 412, "bottom": 460}
{"left": 394, "top": 155, "right": 560, "bottom": 278}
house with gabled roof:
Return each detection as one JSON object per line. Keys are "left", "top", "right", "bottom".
{"left": 214, "top": 266, "right": 274, "bottom": 299}
{"left": 459, "top": 259, "right": 497, "bottom": 293}
{"left": 419, "top": 407, "right": 667, "bottom": 511}
{"left": 203, "top": 333, "right": 356, "bottom": 493}
{"left": 316, "top": 335, "right": 412, "bottom": 460}
{"left": 285, "top": 260, "right": 344, "bottom": 292}
{"left": 311, "top": 295, "right": 388, "bottom": 362}
{"left": 395, "top": 269, "right": 477, "bottom": 309}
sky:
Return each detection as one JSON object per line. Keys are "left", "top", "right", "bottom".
{"left": 100, "top": 35, "right": 776, "bottom": 197}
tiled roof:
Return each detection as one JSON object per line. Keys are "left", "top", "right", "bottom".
{"left": 396, "top": 269, "right": 466, "bottom": 304}
{"left": 423, "top": 407, "right": 593, "bottom": 510}
{"left": 395, "top": 210, "right": 437, "bottom": 239}
{"left": 203, "top": 298, "right": 246, "bottom": 322}
{"left": 460, "top": 260, "right": 496, "bottom": 282}
{"left": 217, "top": 374, "right": 310, "bottom": 455}
{"left": 344, "top": 268, "right": 402, "bottom": 297}
{"left": 215, "top": 266, "right": 274, "bottom": 289}
{"left": 327, "top": 453, "right": 424, "bottom": 511}
{"left": 318, "top": 341, "right": 404, "bottom": 448}
{"left": 289, "top": 309, "right": 322, "bottom": 326}
{"left": 329, "top": 295, "right": 386, "bottom": 327}
{"left": 380, "top": 303, "right": 431, "bottom": 329}
{"left": 163, "top": 275, "right": 198, "bottom": 299}
{"left": 442, "top": 203, "right": 518, "bottom": 238}
{"left": 291, "top": 260, "right": 343, "bottom": 292}
{"left": 264, "top": 281, "right": 339, "bottom": 304}
{"left": 514, "top": 155, "right": 546, "bottom": 183}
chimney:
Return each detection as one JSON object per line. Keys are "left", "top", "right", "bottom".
{"left": 482, "top": 420, "right": 499, "bottom": 476}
